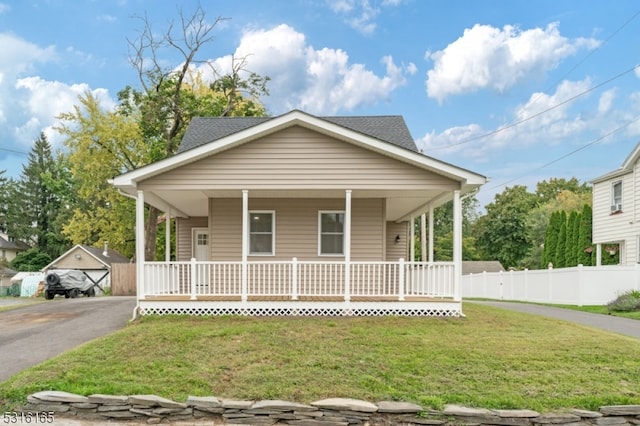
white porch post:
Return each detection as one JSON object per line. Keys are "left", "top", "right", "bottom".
{"left": 165, "top": 209, "right": 171, "bottom": 262}
{"left": 596, "top": 243, "right": 602, "bottom": 266}
{"left": 136, "top": 190, "right": 145, "bottom": 299}
{"left": 453, "top": 190, "right": 462, "bottom": 301}
{"left": 421, "top": 213, "right": 427, "bottom": 262}
{"left": 241, "top": 190, "right": 249, "bottom": 302}
{"left": 344, "top": 189, "right": 352, "bottom": 302}
{"left": 409, "top": 215, "right": 415, "bottom": 263}
{"left": 428, "top": 205, "right": 434, "bottom": 263}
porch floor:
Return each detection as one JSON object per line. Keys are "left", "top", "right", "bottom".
{"left": 141, "top": 295, "right": 453, "bottom": 302}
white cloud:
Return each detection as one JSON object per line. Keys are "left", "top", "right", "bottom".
{"left": 14, "top": 76, "right": 115, "bottom": 148}
{"left": 326, "top": 0, "right": 404, "bottom": 35}
{"left": 0, "top": 3, "right": 10, "bottom": 14}
{"left": 417, "top": 78, "right": 596, "bottom": 159}
{"left": 598, "top": 89, "right": 616, "bottom": 115}
{"left": 426, "top": 23, "right": 600, "bottom": 103}
{"left": 196, "top": 24, "right": 414, "bottom": 115}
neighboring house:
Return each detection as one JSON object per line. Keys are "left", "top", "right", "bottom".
{"left": 0, "top": 267, "right": 17, "bottom": 295}
{"left": 42, "top": 243, "right": 130, "bottom": 294}
{"left": 0, "top": 232, "right": 30, "bottom": 263}
{"left": 591, "top": 141, "right": 640, "bottom": 265}
{"left": 111, "top": 110, "right": 487, "bottom": 317}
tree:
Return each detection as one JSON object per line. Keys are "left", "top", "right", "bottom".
{"left": 474, "top": 185, "right": 538, "bottom": 268}
{"left": 535, "top": 177, "right": 591, "bottom": 204}
{"left": 9, "top": 248, "right": 51, "bottom": 272}
{"left": 5, "top": 133, "right": 69, "bottom": 258}
{"left": 577, "top": 204, "right": 593, "bottom": 266}
{"left": 564, "top": 211, "right": 578, "bottom": 267}
{"left": 121, "top": 5, "right": 269, "bottom": 260}
{"left": 57, "top": 93, "right": 147, "bottom": 258}
{"left": 554, "top": 211, "right": 567, "bottom": 268}
{"left": 0, "top": 170, "right": 9, "bottom": 234}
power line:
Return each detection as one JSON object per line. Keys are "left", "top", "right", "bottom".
{"left": 425, "top": 9, "right": 640, "bottom": 153}
{"left": 482, "top": 115, "right": 640, "bottom": 193}
{"left": 425, "top": 64, "right": 640, "bottom": 152}
{"left": 0, "top": 147, "right": 28, "bottom": 155}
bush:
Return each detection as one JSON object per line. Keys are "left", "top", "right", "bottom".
{"left": 607, "top": 290, "right": 640, "bottom": 313}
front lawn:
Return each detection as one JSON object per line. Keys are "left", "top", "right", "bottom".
{"left": 1, "top": 303, "right": 639, "bottom": 412}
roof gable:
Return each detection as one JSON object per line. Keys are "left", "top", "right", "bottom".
{"left": 178, "top": 112, "right": 419, "bottom": 154}
{"left": 591, "top": 141, "right": 640, "bottom": 183}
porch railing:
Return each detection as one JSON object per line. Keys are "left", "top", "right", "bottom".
{"left": 142, "top": 258, "right": 456, "bottom": 301}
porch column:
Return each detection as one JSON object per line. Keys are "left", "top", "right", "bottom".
{"left": 453, "top": 190, "right": 462, "bottom": 301}
{"left": 165, "top": 209, "right": 171, "bottom": 262}
{"left": 409, "top": 215, "right": 415, "bottom": 262}
{"left": 241, "top": 190, "right": 249, "bottom": 301}
{"left": 421, "top": 213, "right": 427, "bottom": 262}
{"left": 596, "top": 243, "right": 602, "bottom": 266}
{"left": 344, "top": 189, "right": 352, "bottom": 302}
{"left": 136, "top": 190, "right": 145, "bottom": 299}
{"left": 428, "top": 205, "right": 434, "bottom": 262}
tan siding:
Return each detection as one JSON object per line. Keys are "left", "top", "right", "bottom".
{"left": 140, "top": 126, "right": 457, "bottom": 191}
{"left": 210, "top": 198, "right": 242, "bottom": 261}
{"left": 50, "top": 247, "right": 105, "bottom": 269}
{"left": 386, "top": 221, "right": 408, "bottom": 261}
{"left": 206, "top": 198, "right": 385, "bottom": 261}
{"left": 176, "top": 217, "right": 208, "bottom": 261}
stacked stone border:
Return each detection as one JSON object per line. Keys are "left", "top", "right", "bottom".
{"left": 24, "top": 391, "right": 640, "bottom": 426}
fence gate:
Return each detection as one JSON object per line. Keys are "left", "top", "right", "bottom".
{"left": 111, "top": 263, "right": 136, "bottom": 296}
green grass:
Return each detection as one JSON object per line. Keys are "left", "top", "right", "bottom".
{"left": 549, "top": 304, "right": 640, "bottom": 320}
{"left": 1, "top": 303, "right": 639, "bottom": 412}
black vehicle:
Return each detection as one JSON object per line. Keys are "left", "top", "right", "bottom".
{"left": 44, "top": 270, "right": 97, "bottom": 300}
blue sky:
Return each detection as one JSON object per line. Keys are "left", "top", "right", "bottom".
{"left": 1, "top": 0, "right": 639, "bottom": 209}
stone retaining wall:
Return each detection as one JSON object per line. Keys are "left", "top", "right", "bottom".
{"left": 24, "top": 391, "right": 640, "bottom": 426}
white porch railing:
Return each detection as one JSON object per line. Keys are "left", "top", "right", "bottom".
{"left": 141, "top": 258, "right": 456, "bottom": 301}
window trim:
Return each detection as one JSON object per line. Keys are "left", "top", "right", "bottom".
{"left": 318, "top": 210, "right": 345, "bottom": 257}
{"left": 249, "top": 210, "right": 275, "bottom": 256}
{"left": 611, "top": 180, "right": 623, "bottom": 213}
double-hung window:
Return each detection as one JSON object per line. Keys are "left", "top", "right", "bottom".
{"left": 611, "top": 181, "right": 622, "bottom": 212}
{"left": 249, "top": 211, "right": 275, "bottom": 255}
{"left": 319, "top": 211, "right": 344, "bottom": 256}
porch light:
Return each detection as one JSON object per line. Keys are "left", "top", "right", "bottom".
{"left": 395, "top": 235, "right": 401, "bottom": 244}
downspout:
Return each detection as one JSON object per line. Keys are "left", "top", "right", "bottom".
{"left": 116, "top": 189, "right": 142, "bottom": 321}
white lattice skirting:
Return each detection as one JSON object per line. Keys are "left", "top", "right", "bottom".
{"left": 137, "top": 301, "right": 463, "bottom": 317}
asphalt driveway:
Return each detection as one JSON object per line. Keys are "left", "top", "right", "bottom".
{"left": 468, "top": 301, "right": 640, "bottom": 339}
{"left": 0, "top": 296, "right": 136, "bottom": 382}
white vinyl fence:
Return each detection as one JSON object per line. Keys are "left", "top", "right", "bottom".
{"left": 461, "top": 264, "right": 640, "bottom": 306}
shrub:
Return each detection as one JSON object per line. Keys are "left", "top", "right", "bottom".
{"left": 607, "top": 290, "right": 640, "bottom": 313}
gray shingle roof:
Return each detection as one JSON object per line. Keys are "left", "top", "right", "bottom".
{"left": 177, "top": 112, "right": 418, "bottom": 154}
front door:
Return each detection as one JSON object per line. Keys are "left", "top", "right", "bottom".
{"left": 192, "top": 228, "right": 209, "bottom": 261}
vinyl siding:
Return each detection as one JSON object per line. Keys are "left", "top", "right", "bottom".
{"left": 385, "top": 221, "right": 408, "bottom": 261}
{"left": 139, "top": 126, "right": 457, "bottom": 191}
{"left": 50, "top": 247, "right": 105, "bottom": 269}
{"left": 592, "top": 164, "right": 640, "bottom": 264}
{"left": 198, "top": 198, "right": 386, "bottom": 261}
{"left": 176, "top": 217, "right": 208, "bottom": 261}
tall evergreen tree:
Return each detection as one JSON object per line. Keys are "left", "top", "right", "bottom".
{"left": 7, "top": 133, "right": 68, "bottom": 258}
{"left": 554, "top": 211, "right": 567, "bottom": 268}
{"left": 0, "top": 170, "right": 8, "bottom": 234}
{"left": 577, "top": 204, "right": 593, "bottom": 266}
{"left": 570, "top": 210, "right": 581, "bottom": 266}
{"left": 565, "top": 211, "right": 578, "bottom": 266}
{"left": 542, "top": 211, "right": 559, "bottom": 267}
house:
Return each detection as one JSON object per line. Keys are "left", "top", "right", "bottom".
{"left": 0, "top": 232, "right": 30, "bottom": 263}
{"left": 42, "top": 243, "right": 130, "bottom": 294}
{"left": 0, "top": 267, "right": 17, "bottom": 295}
{"left": 111, "top": 110, "right": 487, "bottom": 317}
{"left": 591, "top": 142, "right": 640, "bottom": 265}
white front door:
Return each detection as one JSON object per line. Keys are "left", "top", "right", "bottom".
{"left": 192, "top": 228, "right": 209, "bottom": 261}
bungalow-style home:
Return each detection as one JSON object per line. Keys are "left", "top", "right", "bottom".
{"left": 591, "top": 141, "right": 640, "bottom": 265}
{"left": 42, "top": 243, "right": 130, "bottom": 294}
{"left": 111, "top": 110, "right": 487, "bottom": 317}
{"left": 0, "top": 232, "right": 30, "bottom": 263}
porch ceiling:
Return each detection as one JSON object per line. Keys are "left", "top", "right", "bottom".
{"left": 149, "top": 188, "right": 450, "bottom": 221}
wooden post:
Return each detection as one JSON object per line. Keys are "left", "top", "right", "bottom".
{"left": 136, "top": 190, "right": 145, "bottom": 300}
{"left": 344, "top": 190, "right": 352, "bottom": 302}
{"left": 241, "top": 190, "right": 248, "bottom": 302}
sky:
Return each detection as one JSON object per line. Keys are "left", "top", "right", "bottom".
{"left": 1, "top": 0, "right": 639, "bottom": 209}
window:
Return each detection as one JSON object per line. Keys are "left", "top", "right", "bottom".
{"left": 319, "top": 211, "right": 344, "bottom": 256}
{"left": 249, "top": 211, "right": 274, "bottom": 255}
{"left": 611, "top": 181, "right": 622, "bottom": 212}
